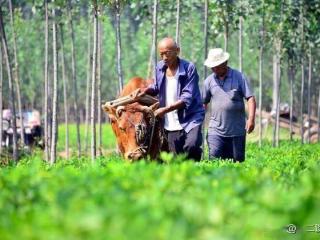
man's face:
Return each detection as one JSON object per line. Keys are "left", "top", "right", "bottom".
{"left": 211, "top": 61, "right": 228, "bottom": 77}
{"left": 158, "top": 44, "right": 179, "bottom": 67}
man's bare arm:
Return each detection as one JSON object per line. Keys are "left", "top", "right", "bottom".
{"left": 154, "top": 100, "right": 185, "bottom": 118}
{"left": 246, "top": 96, "right": 256, "bottom": 133}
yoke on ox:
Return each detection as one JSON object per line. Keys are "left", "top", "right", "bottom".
{"left": 102, "top": 77, "right": 166, "bottom": 161}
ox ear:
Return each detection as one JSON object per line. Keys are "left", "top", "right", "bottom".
{"left": 150, "top": 102, "right": 159, "bottom": 111}
{"left": 108, "top": 113, "right": 117, "bottom": 123}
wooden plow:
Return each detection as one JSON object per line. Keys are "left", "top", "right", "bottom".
{"left": 102, "top": 92, "right": 159, "bottom": 111}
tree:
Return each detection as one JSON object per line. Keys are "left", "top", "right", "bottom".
{"left": 115, "top": 0, "right": 123, "bottom": 93}
{"left": 215, "top": 0, "right": 236, "bottom": 52}
{"left": 91, "top": 0, "right": 98, "bottom": 161}
{"left": 299, "top": 2, "right": 305, "bottom": 144}
{"left": 304, "top": 2, "right": 320, "bottom": 143}
{"left": 59, "top": 24, "right": 69, "bottom": 159}
{"left": 175, "top": 0, "right": 180, "bottom": 47}
{"left": 84, "top": 13, "right": 92, "bottom": 153}
{"left": 147, "top": 0, "right": 157, "bottom": 79}
{"left": 203, "top": 0, "right": 208, "bottom": 80}
{"left": 0, "top": 43, "right": 3, "bottom": 156}
{"left": 8, "top": 0, "right": 25, "bottom": 146}
{"left": 256, "top": 0, "right": 265, "bottom": 147}
{"left": 281, "top": 0, "right": 300, "bottom": 141}
{"left": 44, "top": 0, "right": 50, "bottom": 161}
{"left": 238, "top": 0, "right": 243, "bottom": 72}
{"left": 318, "top": 88, "right": 320, "bottom": 142}
{"left": 97, "top": 15, "right": 102, "bottom": 156}
{"left": 67, "top": 0, "right": 81, "bottom": 156}
{"left": 0, "top": 5, "right": 18, "bottom": 161}
{"left": 306, "top": 49, "right": 311, "bottom": 143}
{"left": 50, "top": 2, "right": 58, "bottom": 165}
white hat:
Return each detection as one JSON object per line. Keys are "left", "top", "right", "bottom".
{"left": 204, "top": 48, "right": 230, "bottom": 68}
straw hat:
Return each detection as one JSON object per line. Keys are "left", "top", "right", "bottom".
{"left": 204, "top": 48, "right": 230, "bottom": 68}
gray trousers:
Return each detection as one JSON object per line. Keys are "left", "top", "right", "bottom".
{"left": 207, "top": 134, "right": 246, "bottom": 162}
{"left": 165, "top": 125, "right": 202, "bottom": 161}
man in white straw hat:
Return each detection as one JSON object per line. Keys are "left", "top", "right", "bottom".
{"left": 202, "top": 48, "right": 256, "bottom": 162}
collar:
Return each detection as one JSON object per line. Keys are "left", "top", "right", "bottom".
{"left": 159, "top": 57, "right": 186, "bottom": 76}
{"left": 213, "top": 67, "right": 232, "bottom": 80}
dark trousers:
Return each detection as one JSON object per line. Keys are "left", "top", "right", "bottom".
{"left": 207, "top": 134, "right": 246, "bottom": 162}
{"left": 166, "top": 125, "right": 202, "bottom": 161}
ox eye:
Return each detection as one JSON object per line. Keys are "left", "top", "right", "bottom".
{"left": 109, "top": 115, "right": 117, "bottom": 124}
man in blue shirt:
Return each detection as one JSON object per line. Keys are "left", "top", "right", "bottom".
{"left": 142, "top": 37, "right": 205, "bottom": 161}
{"left": 203, "top": 48, "right": 256, "bottom": 162}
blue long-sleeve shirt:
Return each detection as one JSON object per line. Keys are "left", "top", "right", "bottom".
{"left": 148, "top": 58, "right": 205, "bottom": 133}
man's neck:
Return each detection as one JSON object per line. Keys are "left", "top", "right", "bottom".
{"left": 217, "top": 67, "right": 228, "bottom": 80}
{"left": 166, "top": 59, "right": 179, "bottom": 77}
{"left": 167, "top": 60, "right": 179, "bottom": 71}
{"left": 218, "top": 74, "right": 227, "bottom": 81}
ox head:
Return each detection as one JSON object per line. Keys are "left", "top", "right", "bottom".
{"left": 103, "top": 102, "right": 159, "bottom": 161}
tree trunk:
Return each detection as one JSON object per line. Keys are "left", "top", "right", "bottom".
{"left": 300, "top": 61, "right": 305, "bottom": 143}
{"left": 258, "top": 45, "right": 263, "bottom": 147}
{"left": 147, "top": 0, "right": 158, "bottom": 79}
{"left": 50, "top": 4, "right": 58, "bottom": 165}
{"left": 97, "top": 18, "right": 102, "bottom": 156}
{"left": 275, "top": 50, "right": 281, "bottom": 147}
{"left": 239, "top": 15, "right": 243, "bottom": 72}
{"left": 152, "top": 0, "right": 158, "bottom": 74}
{"left": 175, "top": 0, "right": 180, "bottom": 47}
{"left": 272, "top": 40, "right": 281, "bottom": 147}
{"left": 288, "top": 58, "right": 295, "bottom": 141}
{"left": 300, "top": 5, "right": 305, "bottom": 144}
{"left": 0, "top": 45, "right": 3, "bottom": 155}
{"left": 59, "top": 24, "right": 69, "bottom": 159}
{"left": 67, "top": 0, "right": 81, "bottom": 156}
{"left": 317, "top": 88, "right": 320, "bottom": 142}
{"left": 115, "top": 0, "right": 123, "bottom": 94}
{"left": 8, "top": 0, "right": 25, "bottom": 146}
{"left": 0, "top": 6, "right": 18, "bottom": 161}
{"left": 44, "top": 0, "right": 50, "bottom": 162}
{"left": 223, "top": 16, "right": 228, "bottom": 52}
{"left": 91, "top": 1, "right": 98, "bottom": 161}
{"left": 307, "top": 48, "right": 312, "bottom": 143}
{"left": 272, "top": 54, "right": 278, "bottom": 112}
{"left": 202, "top": 0, "right": 208, "bottom": 160}
{"left": 203, "top": 0, "right": 208, "bottom": 80}
{"left": 258, "top": 11, "right": 264, "bottom": 147}
{"left": 84, "top": 17, "right": 91, "bottom": 153}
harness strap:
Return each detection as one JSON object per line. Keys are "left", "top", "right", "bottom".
{"left": 146, "top": 113, "right": 156, "bottom": 155}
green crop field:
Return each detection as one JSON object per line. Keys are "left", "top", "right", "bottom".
{"left": 0, "top": 124, "right": 319, "bottom": 240}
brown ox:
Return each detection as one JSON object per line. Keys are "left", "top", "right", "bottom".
{"left": 103, "top": 77, "right": 166, "bottom": 161}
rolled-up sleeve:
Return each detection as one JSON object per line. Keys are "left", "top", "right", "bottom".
{"left": 178, "top": 63, "right": 199, "bottom": 109}
{"left": 147, "top": 82, "right": 159, "bottom": 96}
{"left": 146, "top": 67, "right": 159, "bottom": 96}
{"left": 202, "top": 77, "right": 211, "bottom": 104}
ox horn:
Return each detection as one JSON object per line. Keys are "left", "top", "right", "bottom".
{"left": 102, "top": 102, "right": 113, "bottom": 113}
{"left": 116, "top": 106, "right": 125, "bottom": 118}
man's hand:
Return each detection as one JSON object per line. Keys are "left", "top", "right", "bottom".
{"left": 246, "top": 118, "right": 255, "bottom": 134}
{"left": 154, "top": 107, "right": 168, "bottom": 118}
{"left": 131, "top": 88, "right": 143, "bottom": 99}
